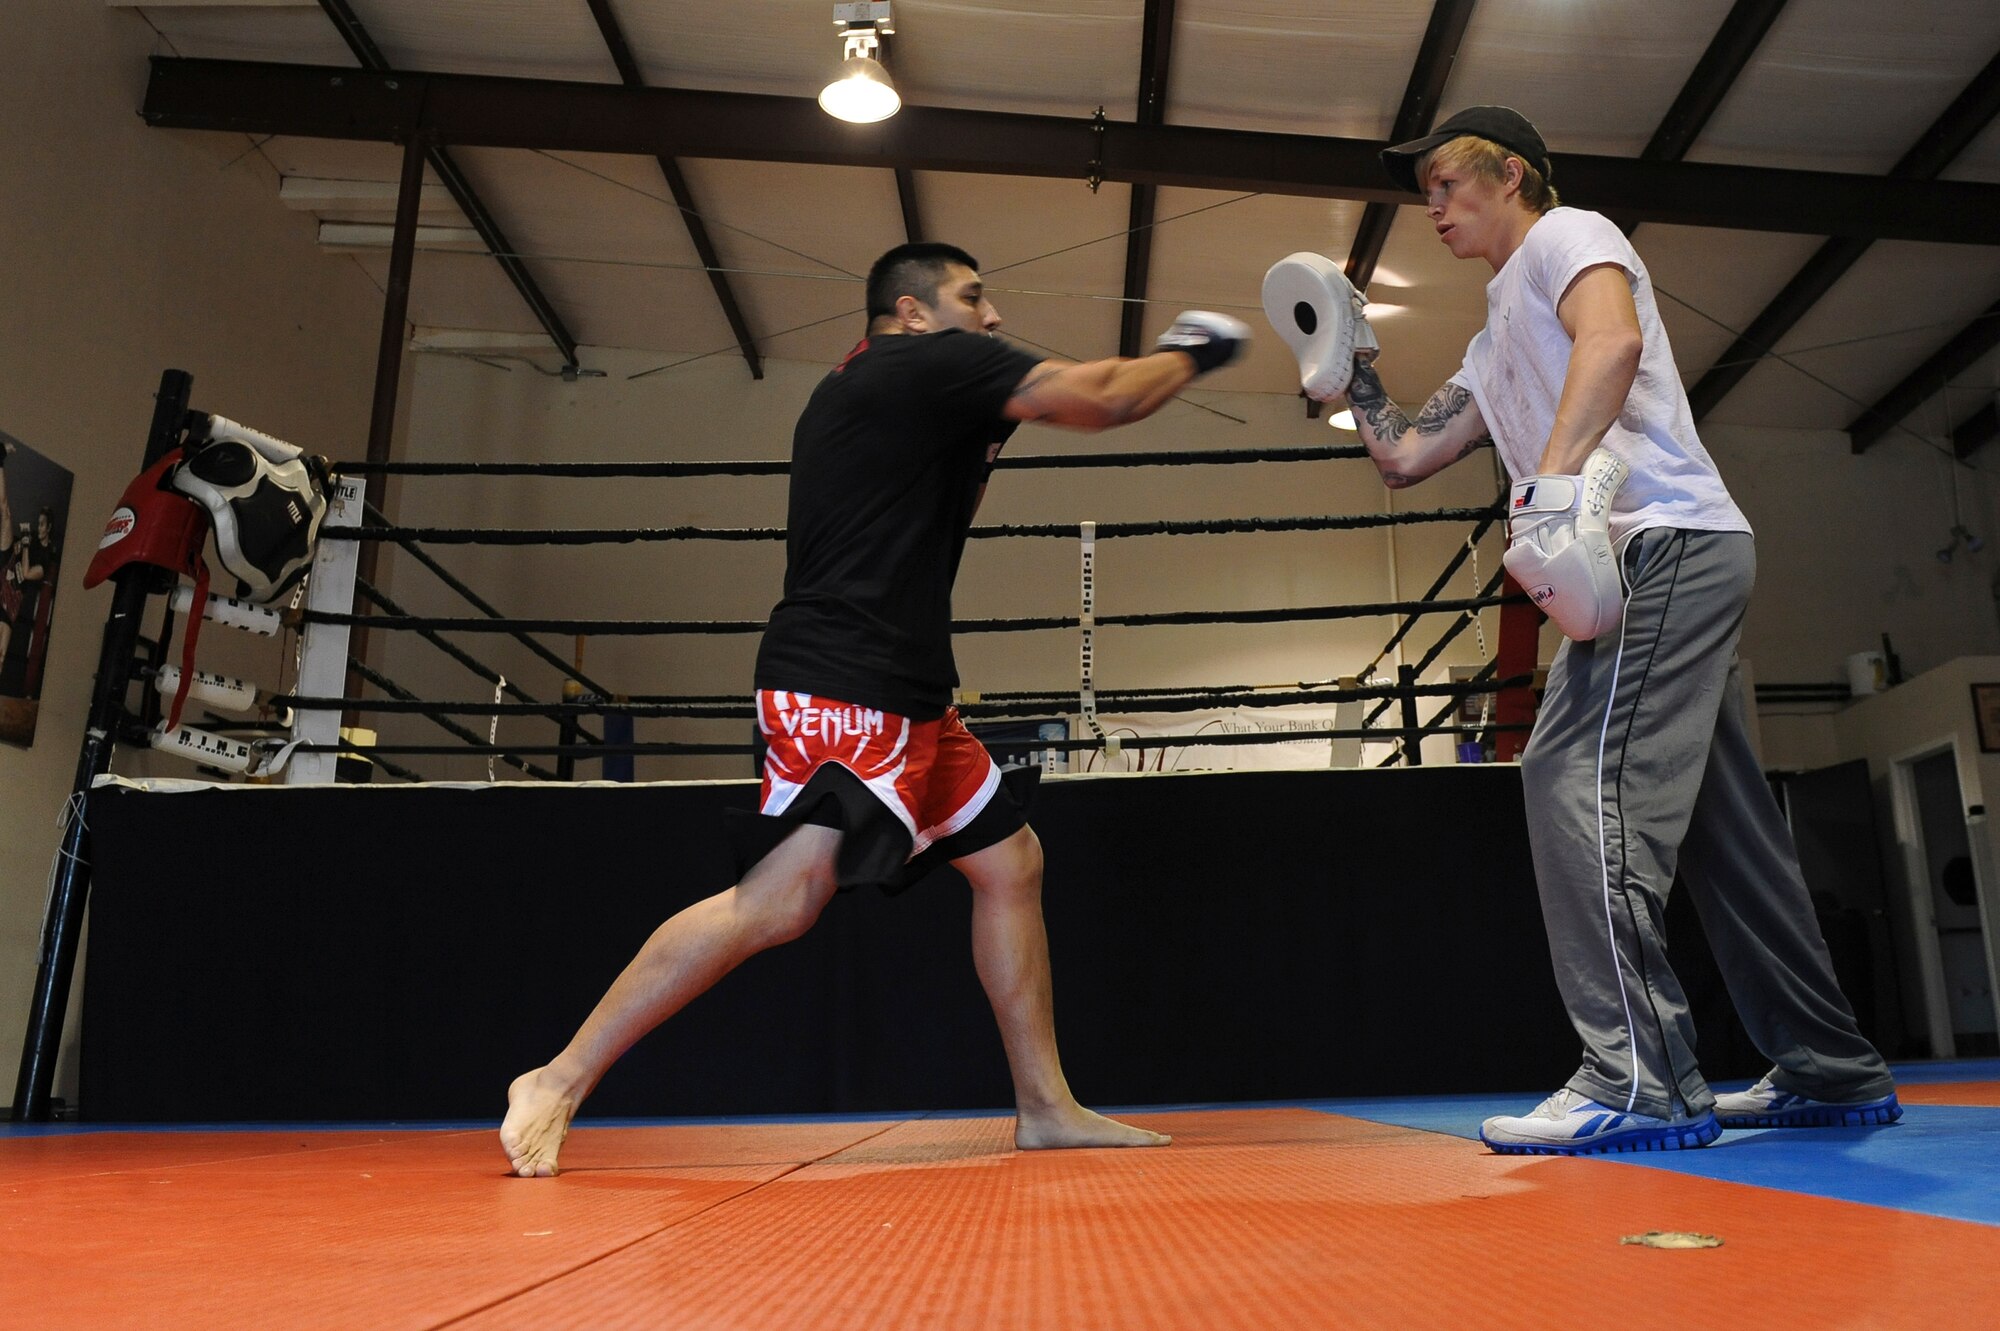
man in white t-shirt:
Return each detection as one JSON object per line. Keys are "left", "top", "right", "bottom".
{"left": 1335, "top": 106, "right": 1899, "bottom": 1155}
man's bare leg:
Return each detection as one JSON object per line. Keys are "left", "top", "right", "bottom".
{"left": 955, "top": 826, "right": 1169, "bottom": 1149}
{"left": 500, "top": 824, "right": 843, "bottom": 1177}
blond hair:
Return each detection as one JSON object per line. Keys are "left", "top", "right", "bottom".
{"left": 1418, "top": 135, "right": 1560, "bottom": 212}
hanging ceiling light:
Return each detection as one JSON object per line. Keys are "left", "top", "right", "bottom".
{"left": 820, "top": 2, "right": 900, "bottom": 124}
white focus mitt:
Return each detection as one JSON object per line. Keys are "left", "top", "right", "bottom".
{"left": 1501, "top": 449, "right": 1629, "bottom": 642}
{"left": 1260, "top": 252, "right": 1379, "bottom": 401}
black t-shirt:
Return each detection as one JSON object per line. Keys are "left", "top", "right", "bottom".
{"left": 754, "top": 329, "right": 1043, "bottom": 717}
{"left": 3, "top": 537, "right": 52, "bottom": 622}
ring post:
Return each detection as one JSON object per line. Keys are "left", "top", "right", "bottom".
{"left": 285, "top": 470, "right": 367, "bottom": 784}
{"left": 12, "top": 370, "right": 191, "bottom": 1121}
{"left": 1397, "top": 663, "right": 1423, "bottom": 766}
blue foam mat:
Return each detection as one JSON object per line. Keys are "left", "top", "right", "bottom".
{"left": 1304, "top": 1060, "right": 2000, "bottom": 1227}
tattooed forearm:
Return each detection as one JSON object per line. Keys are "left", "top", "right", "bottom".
{"left": 1346, "top": 361, "right": 1409, "bottom": 446}
{"left": 1414, "top": 383, "right": 1475, "bottom": 435}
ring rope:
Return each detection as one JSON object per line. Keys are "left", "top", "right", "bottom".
{"left": 352, "top": 578, "right": 602, "bottom": 745}
{"left": 270, "top": 677, "right": 1530, "bottom": 720}
{"left": 323, "top": 506, "right": 1504, "bottom": 547}
{"left": 1358, "top": 506, "right": 1503, "bottom": 680}
{"left": 299, "top": 720, "right": 1531, "bottom": 763}
{"left": 1375, "top": 661, "right": 1510, "bottom": 769}
{"left": 345, "top": 654, "right": 559, "bottom": 781}
{"left": 1363, "top": 568, "right": 1510, "bottom": 729}
{"left": 364, "top": 500, "right": 616, "bottom": 700}
{"left": 298, "top": 595, "right": 1512, "bottom": 639}
{"left": 330, "top": 445, "right": 1373, "bottom": 478}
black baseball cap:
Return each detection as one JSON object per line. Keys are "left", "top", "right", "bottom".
{"left": 1380, "top": 106, "right": 1552, "bottom": 195}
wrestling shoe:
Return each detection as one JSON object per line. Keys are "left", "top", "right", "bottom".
{"left": 1713, "top": 1074, "right": 1903, "bottom": 1129}
{"left": 1479, "top": 1088, "right": 1721, "bottom": 1156}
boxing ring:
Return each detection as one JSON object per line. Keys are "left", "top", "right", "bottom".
{"left": 12, "top": 373, "right": 1999, "bottom": 1329}
{"left": 16, "top": 368, "right": 1545, "bottom": 1121}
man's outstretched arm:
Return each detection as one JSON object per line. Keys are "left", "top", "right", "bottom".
{"left": 1001, "top": 311, "right": 1249, "bottom": 432}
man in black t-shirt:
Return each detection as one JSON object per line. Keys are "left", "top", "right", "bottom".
{"left": 502, "top": 242, "right": 1250, "bottom": 1177}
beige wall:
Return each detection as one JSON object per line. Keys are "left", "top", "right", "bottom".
{"left": 0, "top": 1, "right": 385, "bottom": 1104}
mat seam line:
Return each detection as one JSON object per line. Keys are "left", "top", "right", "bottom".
{"left": 422, "top": 1114, "right": 928, "bottom": 1330}
{"left": 0, "top": 1128, "right": 497, "bottom": 1186}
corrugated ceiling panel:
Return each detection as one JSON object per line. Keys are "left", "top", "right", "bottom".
{"left": 922, "top": 172, "right": 1131, "bottom": 363}
{"left": 133, "top": 6, "right": 356, "bottom": 65}
{"left": 1943, "top": 115, "right": 2000, "bottom": 184}
{"left": 1169, "top": 1, "right": 1428, "bottom": 137}
{"left": 1630, "top": 224, "right": 1833, "bottom": 388}
{"left": 667, "top": 160, "right": 907, "bottom": 365}
{"left": 1444, "top": 0, "right": 1742, "bottom": 156}
{"left": 1142, "top": 188, "right": 1367, "bottom": 394}
{"left": 346, "top": 0, "right": 615, "bottom": 82}
{"left": 1689, "top": 0, "right": 2000, "bottom": 172}
{"left": 349, "top": 249, "right": 550, "bottom": 338}
{"left": 1705, "top": 240, "right": 2000, "bottom": 429}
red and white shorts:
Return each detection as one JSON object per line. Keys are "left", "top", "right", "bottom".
{"left": 756, "top": 690, "right": 1002, "bottom": 859}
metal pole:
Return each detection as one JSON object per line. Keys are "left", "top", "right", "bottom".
{"left": 343, "top": 130, "right": 426, "bottom": 729}
{"left": 12, "top": 370, "right": 191, "bottom": 1121}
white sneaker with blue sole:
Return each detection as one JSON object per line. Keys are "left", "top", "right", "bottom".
{"left": 1713, "top": 1074, "right": 1903, "bottom": 1129}
{"left": 1480, "top": 1087, "right": 1722, "bottom": 1156}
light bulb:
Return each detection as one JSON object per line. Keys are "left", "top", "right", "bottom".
{"left": 819, "top": 55, "right": 900, "bottom": 123}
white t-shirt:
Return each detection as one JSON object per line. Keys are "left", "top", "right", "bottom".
{"left": 1448, "top": 207, "right": 1749, "bottom": 545}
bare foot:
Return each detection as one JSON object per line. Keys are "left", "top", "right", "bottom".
{"left": 1015, "top": 1102, "right": 1170, "bottom": 1150}
{"left": 500, "top": 1067, "right": 579, "bottom": 1177}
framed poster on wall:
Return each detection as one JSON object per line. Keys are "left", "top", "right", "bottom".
{"left": 1973, "top": 682, "right": 2000, "bottom": 754}
{"left": 1, "top": 432, "right": 75, "bottom": 748}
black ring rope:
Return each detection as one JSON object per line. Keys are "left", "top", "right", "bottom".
{"left": 365, "top": 499, "right": 615, "bottom": 700}
{"left": 1363, "top": 566, "right": 1513, "bottom": 729}
{"left": 352, "top": 578, "right": 601, "bottom": 746}
{"left": 323, "top": 506, "right": 1504, "bottom": 547}
{"left": 346, "top": 655, "right": 559, "bottom": 781}
{"left": 1360, "top": 507, "right": 1505, "bottom": 680}
{"left": 303, "top": 721, "right": 1531, "bottom": 762}
{"left": 299, "top": 594, "right": 1510, "bottom": 639}
{"left": 331, "top": 444, "right": 1374, "bottom": 478}
{"left": 320, "top": 736, "right": 428, "bottom": 783}
{"left": 1376, "top": 660, "right": 1510, "bottom": 769}
{"left": 268, "top": 676, "right": 1530, "bottom": 721}
{"left": 959, "top": 675, "right": 1532, "bottom": 719}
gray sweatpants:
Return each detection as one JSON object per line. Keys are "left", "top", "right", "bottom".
{"left": 1520, "top": 528, "right": 1894, "bottom": 1120}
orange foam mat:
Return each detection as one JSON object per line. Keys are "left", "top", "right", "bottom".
{"left": 1899, "top": 1080, "right": 2000, "bottom": 1107}
{"left": 461, "top": 1110, "right": 1998, "bottom": 1331}
{"left": 0, "top": 1120, "right": 897, "bottom": 1330}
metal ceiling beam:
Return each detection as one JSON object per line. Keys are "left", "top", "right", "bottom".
{"left": 313, "top": 2, "right": 579, "bottom": 367}
{"left": 895, "top": 169, "right": 925, "bottom": 242}
{"left": 1118, "top": 0, "right": 1175, "bottom": 358}
{"left": 1614, "top": 0, "right": 1788, "bottom": 234}
{"left": 583, "top": 0, "right": 761, "bottom": 379}
{"left": 1953, "top": 395, "right": 1999, "bottom": 459}
{"left": 1845, "top": 300, "right": 2000, "bottom": 451}
{"left": 141, "top": 57, "right": 2000, "bottom": 246}
{"left": 1688, "top": 47, "right": 2000, "bottom": 423}
{"left": 1344, "top": 0, "right": 1476, "bottom": 292}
